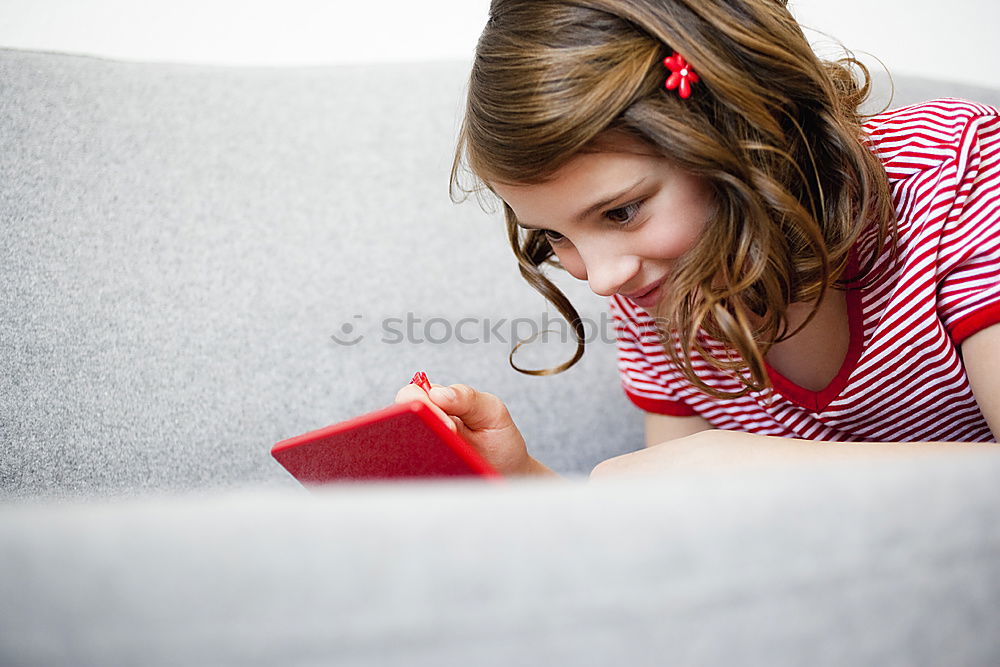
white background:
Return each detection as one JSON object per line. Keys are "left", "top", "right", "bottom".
{"left": 1, "top": 0, "right": 997, "bottom": 88}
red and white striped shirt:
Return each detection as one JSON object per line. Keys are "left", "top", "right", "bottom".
{"left": 610, "top": 99, "right": 1000, "bottom": 442}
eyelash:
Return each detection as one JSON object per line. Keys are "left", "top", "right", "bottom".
{"left": 605, "top": 201, "right": 643, "bottom": 225}
{"left": 543, "top": 229, "right": 567, "bottom": 244}
{"left": 542, "top": 200, "right": 644, "bottom": 245}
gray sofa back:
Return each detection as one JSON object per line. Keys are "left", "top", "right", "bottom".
{"left": 3, "top": 48, "right": 999, "bottom": 500}
{"left": 0, "top": 48, "right": 640, "bottom": 499}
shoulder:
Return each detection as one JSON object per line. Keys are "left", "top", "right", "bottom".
{"left": 858, "top": 98, "right": 1000, "bottom": 248}
{"left": 863, "top": 98, "right": 1000, "bottom": 176}
{"left": 863, "top": 98, "right": 999, "bottom": 140}
{"left": 861, "top": 103, "right": 1000, "bottom": 345}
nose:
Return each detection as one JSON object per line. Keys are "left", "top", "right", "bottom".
{"left": 577, "top": 243, "right": 641, "bottom": 297}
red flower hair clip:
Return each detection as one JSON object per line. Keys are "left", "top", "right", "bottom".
{"left": 664, "top": 52, "right": 699, "bottom": 99}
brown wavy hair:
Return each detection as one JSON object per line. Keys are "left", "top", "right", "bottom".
{"left": 451, "top": 0, "right": 896, "bottom": 398}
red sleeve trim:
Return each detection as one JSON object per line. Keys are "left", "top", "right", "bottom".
{"left": 622, "top": 384, "right": 698, "bottom": 416}
{"left": 950, "top": 301, "right": 1000, "bottom": 345}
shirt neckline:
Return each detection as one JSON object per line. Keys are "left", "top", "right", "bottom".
{"left": 764, "top": 283, "right": 865, "bottom": 413}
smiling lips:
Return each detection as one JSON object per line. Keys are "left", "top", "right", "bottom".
{"left": 622, "top": 278, "right": 665, "bottom": 308}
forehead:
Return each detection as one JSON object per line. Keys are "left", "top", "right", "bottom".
{"left": 492, "top": 128, "right": 663, "bottom": 187}
{"left": 490, "top": 137, "right": 665, "bottom": 223}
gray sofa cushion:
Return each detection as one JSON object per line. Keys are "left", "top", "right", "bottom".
{"left": 2, "top": 452, "right": 999, "bottom": 666}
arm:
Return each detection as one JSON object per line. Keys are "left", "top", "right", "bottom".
{"left": 960, "top": 321, "right": 1000, "bottom": 439}
{"left": 591, "top": 431, "right": 999, "bottom": 478}
{"left": 591, "top": 333, "right": 1000, "bottom": 478}
{"left": 589, "top": 411, "right": 711, "bottom": 478}
{"left": 644, "top": 412, "right": 712, "bottom": 447}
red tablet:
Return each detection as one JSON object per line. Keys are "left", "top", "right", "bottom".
{"left": 271, "top": 401, "right": 502, "bottom": 484}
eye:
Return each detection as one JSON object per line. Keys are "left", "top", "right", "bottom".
{"left": 543, "top": 229, "right": 567, "bottom": 245}
{"left": 605, "top": 201, "right": 642, "bottom": 225}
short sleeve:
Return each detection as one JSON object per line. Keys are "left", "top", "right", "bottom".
{"left": 608, "top": 295, "right": 697, "bottom": 416}
{"left": 936, "top": 113, "right": 1000, "bottom": 345}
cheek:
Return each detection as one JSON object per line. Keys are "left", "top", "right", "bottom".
{"left": 642, "top": 177, "right": 713, "bottom": 259}
{"left": 641, "top": 211, "right": 707, "bottom": 259}
{"left": 643, "top": 227, "right": 702, "bottom": 258}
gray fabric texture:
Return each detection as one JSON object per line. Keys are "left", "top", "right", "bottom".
{"left": 3, "top": 49, "right": 999, "bottom": 499}
{"left": 2, "top": 452, "right": 1000, "bottom": 667}
{"left": 0, "top": 48, "right": 636, "bottom": 499}
{"left": 2, "top": 46, "right": 1000, "bottom": 667}
{"left": 864, "top": 71, "right": 1000, "bottom": 112}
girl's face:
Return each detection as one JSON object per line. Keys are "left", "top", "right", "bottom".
{"left": 491, "top": 133, "right": 714, "bottom": 311}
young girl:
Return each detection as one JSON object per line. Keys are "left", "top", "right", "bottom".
{"left": 396, "top": 0, "right": 1000, "bottom": 477}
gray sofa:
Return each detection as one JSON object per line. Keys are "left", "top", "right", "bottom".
{"left": 1, "top": 47, "right": 999, "bottom": 666}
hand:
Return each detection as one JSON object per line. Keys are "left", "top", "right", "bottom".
{"left": 395, "top": 382, "right": 551, "bottom": 476}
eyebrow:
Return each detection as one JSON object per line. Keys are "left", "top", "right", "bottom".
{"left": 515, "top": 178, "right": 648, "bottom": 230}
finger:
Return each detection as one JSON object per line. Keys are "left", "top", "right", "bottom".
{"left": 394, "top": 385, "right": 457, "bottom": 431}
{"left": 428, "top": 384, "right": 514, "bottom": 431}
{"left": 395, "top": 383, "right": 445, "bottom": 404}
{"left": 394, "top": 384, "right": 429, "bottom": 404}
